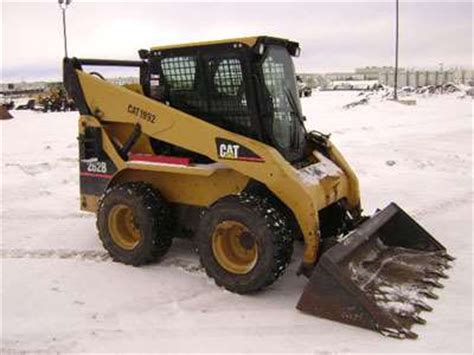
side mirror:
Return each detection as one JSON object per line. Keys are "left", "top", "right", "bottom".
{"left": 287, "top": 41, "right": 301, "bottom": 57}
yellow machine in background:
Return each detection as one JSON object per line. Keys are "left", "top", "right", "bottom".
{"left": 64, "top": 36, "right": 452, "bottom": 339}
{"left": 35, "top": 86, "right": 75, "bottom": 112}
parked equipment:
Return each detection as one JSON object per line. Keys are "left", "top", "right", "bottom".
{"left": 63, "top": 36, "right": 452, "bottom": 339}
{"left": 15, "top": 99, "right": 37, "bottom": 111}
{"left": 36, "top": 87, "right": 76, "bottom": 112}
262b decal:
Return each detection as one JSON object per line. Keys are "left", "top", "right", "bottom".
{"left": 86, "top": 160, "right": 107, "bottom": 174}
{"left": 80, "top": 158, "right": 113, "bottom": 179}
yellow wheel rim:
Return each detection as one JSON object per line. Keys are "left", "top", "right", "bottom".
{"left": 211, "top": 221, "right": 258, "bottom": 274}
{"left": 108, "top": 204, "right": 141, "bottom": 250}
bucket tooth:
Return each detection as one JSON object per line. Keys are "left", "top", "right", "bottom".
{"left": 399, "top": 312, "right": 427, "bottom": 325}
{"left": 401, "top": 329, "right": 418, "bottom": 339}
{"left": 380, "top": 328, "right": 400, "bottom": 338}
{"left": 441, "top": 263, "right": 452, "bottom": 269}
{"left": 442, "top": 253, "right": 456, "bottom": 261}
{"left": 421, "top": 278, "right": 444, "bottom": 288}
{"left": 297, "top": 203, "right": 452, "bottom": 338}
{"left": 413, "top": 300, "right": 433, "bottom": 312}
{"left": 380, "top": 327, "right": 417, "bottom": 339}
{"left": 433, "top": 260, "right": 450, "bottom": 269}
{"left": 411, "top": 315, "right": 427, "bottom": 325}
{"left": 419, "top": 290, "right": 438, "bottom": 300}
{"left": 425, "top": 270, "right": 449, "bottom": 279}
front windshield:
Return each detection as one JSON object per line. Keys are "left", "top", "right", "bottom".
{"left": 261, "top": 45, "right": 305, "bottom": 151}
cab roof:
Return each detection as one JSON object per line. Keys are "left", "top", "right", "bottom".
{"left": 150, "top": 36, "right": 294, "bottom": 51}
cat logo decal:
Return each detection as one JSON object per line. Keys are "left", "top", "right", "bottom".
{"left": 215, "top": 138, "right": 264, "bottom": 162}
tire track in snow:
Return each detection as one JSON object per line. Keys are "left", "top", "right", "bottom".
{"left": 4, "top": 162, "right": 53, "bottom": 176}
{"left": 161, "top": 257, "right": 204, "bottom": 274}
{"left": 1, "top": 248, "right": 111, "bottom": 262}
{"left": 0, "top": 249, "right": 204, "bottom": 274}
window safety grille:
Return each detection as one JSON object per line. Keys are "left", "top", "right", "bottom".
{"left": 161, "top": 56, "right": 196, "bottom": 90}
{"left": 213, "top": 58, "right": 244, "bottom": 96}
{"left": 262, "top": 56, "right": 293, "bottom": 149}
{"left": 161, "top": 56, "right": 207, "bottom": 115}
{"left": 156, "top": 55, "right": 255, "bottom": 139}
{"left": 262, "top": 56, "right": 286, "bottom": 103}
{"left": 208, "top": 58, "right": 253, "bottom": 136}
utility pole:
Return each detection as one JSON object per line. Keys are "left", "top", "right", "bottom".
{"left": 393, "top": 0, "right": 399, "bottom": 100}
{"left": 58, "top": 0, "right": 72, "bottom": 58}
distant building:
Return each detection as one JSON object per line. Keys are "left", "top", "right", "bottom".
{"left": 355, "top": 66, "right": 393, "bottom": 80}
{"left": 298, "top": 66, "right": 473, "bottom": 89}
{"left": 1, "top": 81, "right": 46, "bottom": 93}
{"left": 324, "top": 72, "right": 364, "bottom": 81}
{"left": 0, "top": 82, "right": 46, "bottom": 97}
{"left": 379, "top": 68, "right": 473, "bottom": 87}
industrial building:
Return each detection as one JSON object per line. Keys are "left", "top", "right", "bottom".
{"left": 379, "top": 68, "right": 473, "bottom": 87}
{"left": 299, "top": 67, "right": 473, "bottom": 89}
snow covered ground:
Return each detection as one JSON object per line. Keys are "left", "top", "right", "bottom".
{"left": 1, "top": 92, "right": 472, "bottom": 353}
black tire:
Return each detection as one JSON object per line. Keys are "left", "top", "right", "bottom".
{"left": 97, "top": 182, "right": 172, "bottom": 266}
{"left": 197, "top": 193, "right": 294, "bottom": 294}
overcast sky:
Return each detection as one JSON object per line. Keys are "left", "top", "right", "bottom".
{"left": 1, "top": 0, "right": 472, "bottom": 82}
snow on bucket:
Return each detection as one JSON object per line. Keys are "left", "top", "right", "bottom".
{"left": 297, "top": 203, "right": 453, "bottom": 339}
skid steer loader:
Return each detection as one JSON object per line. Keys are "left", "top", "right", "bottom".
{"left": 63, "top": 36, "right": 453, "bottom": 339}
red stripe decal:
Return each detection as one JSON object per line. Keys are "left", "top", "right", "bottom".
{"left": 80, "top": 172, "right": 114, "bottom": 179}
{"left": 221, "top": 156, "right": 265, "bottom": 162}
{"left": 129, "top": 154, "right": 191, "bottom": 166}
{"left": 236, "top": 156, "right": 265, "bottom": 162}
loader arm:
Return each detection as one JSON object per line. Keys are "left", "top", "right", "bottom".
{"left": 67, "top": 62, "right": 330, "bottom": 266}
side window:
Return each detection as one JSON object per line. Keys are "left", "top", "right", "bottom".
{"left": 161, "top": 56, "right": 196, "bottom": 90}
{"left": 212, "top": 58, "right": 244, "bottom": 96}
{"left": 262, "top": 52, "right": 293, "bottom": 149}
{"left": 262, "top": 56, "right": 285, "bottom": 97}
{"left": 207, "top": 58, "right": 253, "bottom": 134}
{"left": 158, "top": 55, "right": 207, "bottom": 115}
{"left": 151, "top": 54, "right": 256, "bottom": 140}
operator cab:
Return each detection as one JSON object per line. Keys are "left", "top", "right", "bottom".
{"left": 141, "top": 36, "right": 307, "bottom": 163}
